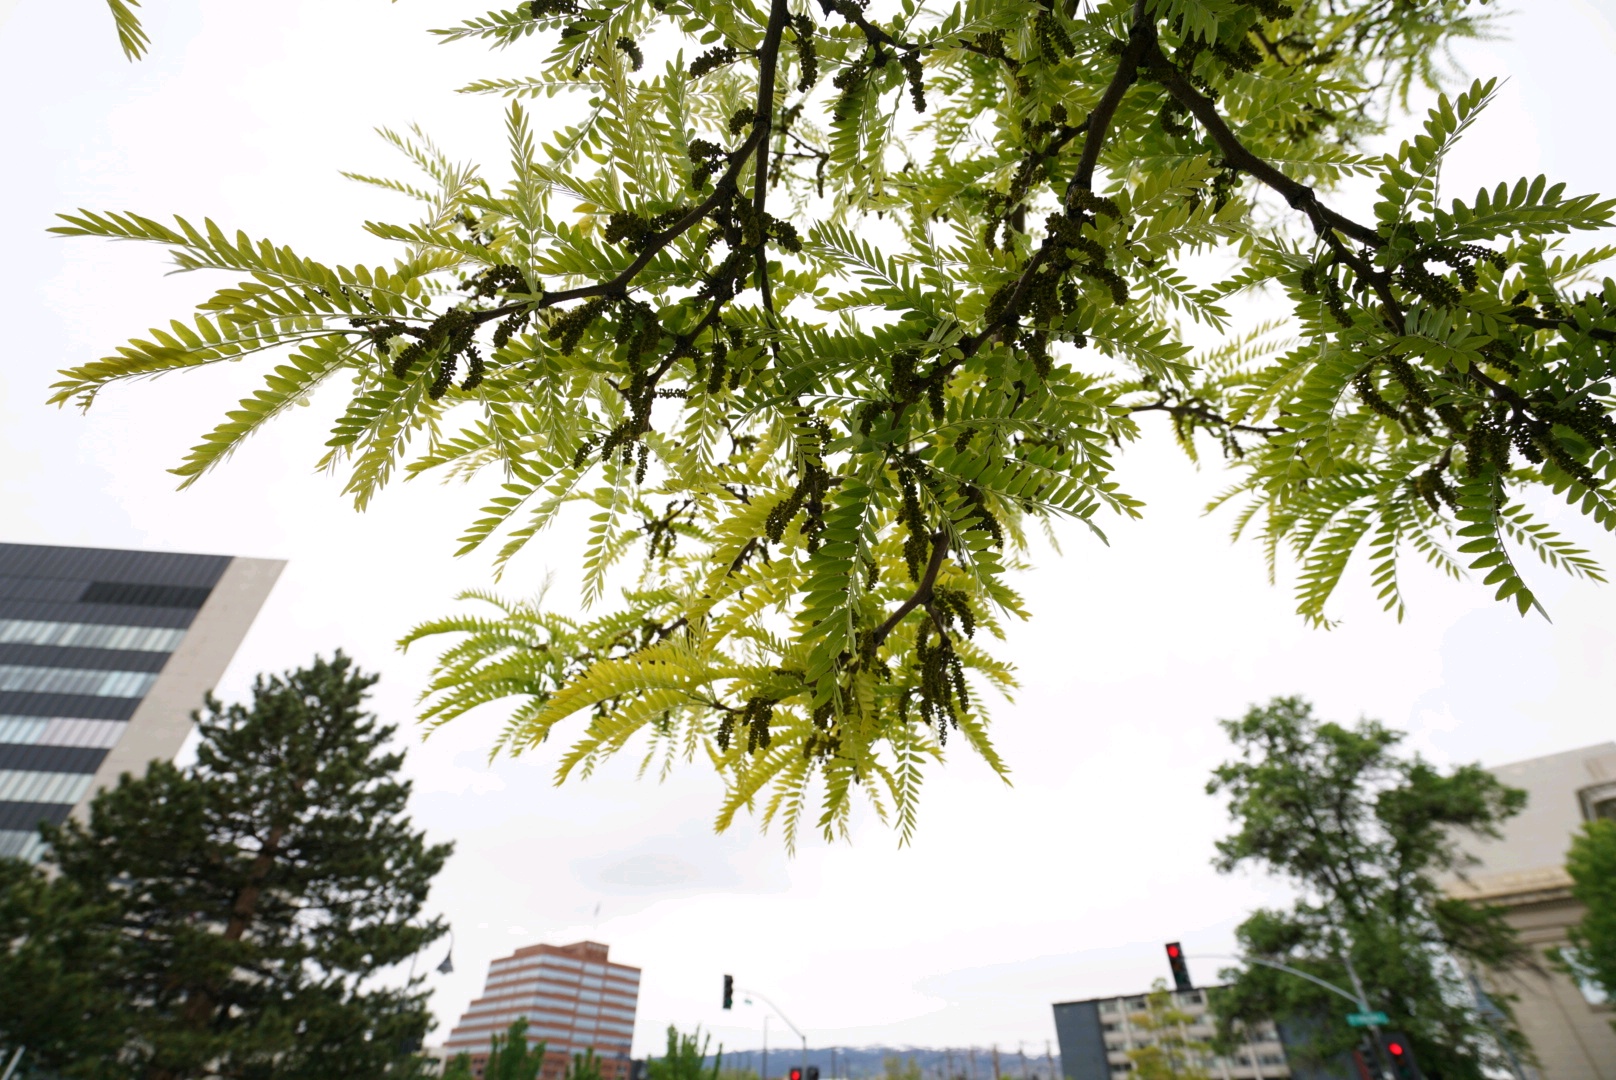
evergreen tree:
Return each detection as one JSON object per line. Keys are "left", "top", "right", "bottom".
{"left": 0, "top": 653, "right": 452, "bottom": 1079}
{"left": 1558, "top": 817, "right": 1616, "bottom": 1023}
{"left": 52, "top": 0, "right": 1616, "bottom": 843}
{"left": 1206, "top": 697, "right": 1530, "bottom": 1078}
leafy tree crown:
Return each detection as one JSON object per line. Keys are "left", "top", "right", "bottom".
{"left": 1207, "top": 696, "right": 1531, "bottom": 1078}
{"left": 51, "top": 0, "right": 1616, "bottom": 843}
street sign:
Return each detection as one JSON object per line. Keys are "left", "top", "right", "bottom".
{"left": 1346, "top": 1011, "right": 1389, "bottom": 1027}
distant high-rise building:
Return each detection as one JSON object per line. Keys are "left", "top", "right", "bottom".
{"left": 1053, "top": 986, "right": 1294, "bottom": 1080}
{"left": 0, "top": 542, "right": 283, "bottom": 860}
{"left": 444, "top": 940, "right": 640, "bottom": 1079}
{"left": 1445, "top": 742, "right": 1616, "bottom": 1079}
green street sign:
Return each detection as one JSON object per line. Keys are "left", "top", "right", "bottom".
{"left": 1346, "top": 1011, "right": 1388, "bottom": 1027}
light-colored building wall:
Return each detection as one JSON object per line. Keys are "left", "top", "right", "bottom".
{"left": 1446, "top": 743, "right": 1616, "bottom": 1080}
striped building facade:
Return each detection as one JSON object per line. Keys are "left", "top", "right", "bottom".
{"left": 0, "top": 543, "right": 282, "bottom": 860}
{"left": 444, "top": 941, "right": 640, "bottom": 1079}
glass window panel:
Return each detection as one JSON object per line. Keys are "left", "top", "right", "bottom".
{"left": 0, "top": 619, "right": 185, "bottom": 653}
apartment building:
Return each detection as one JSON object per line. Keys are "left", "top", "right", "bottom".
{"left": 0, "top": 542, "right": 282, "bottom": 860}
{"left": 443, "top": 940, "right": 641, "bottom": 1079}
{"left": 1445, "top": 742, "right": 1616, "bottom": 1080}
{"left": 1053, "top": 986, "right": 1290, "bottom": 1080}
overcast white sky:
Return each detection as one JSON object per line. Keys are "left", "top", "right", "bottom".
{"left": 1, "top": 0, "right": 1613, "bottom": 1060}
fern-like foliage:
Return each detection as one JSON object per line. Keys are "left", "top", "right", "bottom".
{"left": 105, "top": 0, "right": 149, "bottom": 60}
{"left": 53, "top": 0, "right": 1614, "bottom": 844}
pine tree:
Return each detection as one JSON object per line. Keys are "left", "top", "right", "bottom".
{"left": 0, "top": 653, "right": 452, "bottom": 1079}
{"left": 1206, "top": 697, "right": 1531, "bottom": 1078}
{"left": 51, "top": 0, "right": 1616, "bottom": 843}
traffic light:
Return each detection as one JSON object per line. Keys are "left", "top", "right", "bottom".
{"left": 723, "top": 975, "right": 734, "bottom": 1010}
{"left": 1165, "top": 942, "right": 1192, "bottom": 992}
{"left": 808, "top": 1068, "right": 820, "bottom": 1080}
{"left": 1382, "top": 1032, "right": 1423, "bottom": 1080}
{"left": 790, "top": 1069, "right": 802, "bottom": 1080}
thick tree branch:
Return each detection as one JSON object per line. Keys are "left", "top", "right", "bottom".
{"left": 752, "top": 0, "right": 793, "bottom": 315}
{"left": 1071, "top": 5, "right": 1154, "bottom": 196}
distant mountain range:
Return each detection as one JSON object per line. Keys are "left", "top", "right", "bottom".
{"left": 703, "top": 1045, "right": 1063, "bottom": 1080}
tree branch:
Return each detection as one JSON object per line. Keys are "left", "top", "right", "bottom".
{"left": 1071, "top": 2, "right": 1154, "bottom": 197}
{"left": 752, "top": 0, "right": 793, "bottom": 315}
{"left": 957, "top": 1, "right": 1154, "bottom": 358}
{"left": 872, "top": 531, "right": 948, "bottom": 646}
{"left": 1144, "top": 43, "right": 1383, "bottom": 251}
{"left": 1130, "top": 400, "right": 1283, "bottom": 438}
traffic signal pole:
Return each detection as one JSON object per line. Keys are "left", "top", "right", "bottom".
{"left": 1342, "top": 954, "right": 1394, "bottom": 1080}
{"left": 1184, "top": 953, "right": 1392, "bottom": 1080}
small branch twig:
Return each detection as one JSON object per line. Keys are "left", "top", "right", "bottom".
{"left": 1129, "top": 400, "right": 1283, "bottom": 437}
{"left": 1145, "top": 43, "right": 1383, "bottom": 250}
{"left": 872, "top": 531, "right": 948, "bottom": 646}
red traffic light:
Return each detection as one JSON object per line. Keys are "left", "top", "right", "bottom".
{"left": 1387, "top": 1043, "right": 1405, "bottom": 1056}
{"left": 790, "top": 1070, "right": 803, "bottom": 1080}
{"left": 1164, "top": 942, "right": 1192, "bottom": 992}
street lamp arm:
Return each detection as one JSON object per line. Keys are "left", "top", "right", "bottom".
{"left": 1185, "top": 954, "right": 1364, "bottom": 1008}
{"left": 740, "top": 989, "right": 805, "bottom": 1042}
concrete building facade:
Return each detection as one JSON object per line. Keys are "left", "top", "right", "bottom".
{"left": 0, "top": 542, "right": 282, "bottom": 860}
{"left": 444, "top": 940, "right": 640, "bottom": 1079}
{"left": 1053, "top": 987, "right": 1293, "bottom": 1080}
{"left": 1446, "top": 742, "right": 1616, "bottom": 1080}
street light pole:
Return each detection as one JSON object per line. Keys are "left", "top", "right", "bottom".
{"left": 742, "top": 989, "right": 807, "bottom": 1080}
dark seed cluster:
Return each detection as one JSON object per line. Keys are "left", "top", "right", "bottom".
{"left": 689, "top": 45, "right": 738, "bottom": 79}
{"left": 615, "top": 36, "right": 643, "bottom": 72}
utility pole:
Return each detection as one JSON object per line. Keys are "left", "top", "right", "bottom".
{"left": 968, "top": 1048, "right": 977, "bottom": 1080}
{"left": 763, "top": 1014, "right": 769, "bottom": 1080}
{"left": 1044, "top": 1041, "right": 1055, "bottom": 1080}
{"left": 991, "top": 1045, "right": 1000, "bottom": 1080}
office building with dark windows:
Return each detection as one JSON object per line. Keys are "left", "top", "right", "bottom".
{"left": 1053, "top": 987, "right": 1293, "bottom": 1080}
{"left": 443, "top": 940, "right": 640, "bottom": 1079}
{"left": 0, "top": 542, "right": 283, "bottom": 859}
